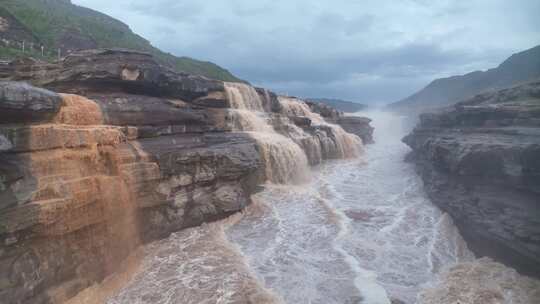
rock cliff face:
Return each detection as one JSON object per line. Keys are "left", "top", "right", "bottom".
{"left": 0, "top": 49, "right": 373, "bottom": 303}
{"left": 403, "top": 80, "right": 540, "bottom": 277}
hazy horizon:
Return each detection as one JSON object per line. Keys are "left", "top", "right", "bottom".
{"left": 73, "top": 0, "right": 540, "bottom": 105}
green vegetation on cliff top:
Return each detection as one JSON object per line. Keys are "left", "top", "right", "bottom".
{"left": 0, "top": 0, "right": 242, "bottom": 82}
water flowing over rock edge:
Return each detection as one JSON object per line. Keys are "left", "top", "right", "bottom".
{"left": 0, "top": 49, "right": 372, "bottom": 304}
{"left": 105, "top": 111, "right": 539, "bottom": 304}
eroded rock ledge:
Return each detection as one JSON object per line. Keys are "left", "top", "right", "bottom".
{"left": 403, "top": 80, "right": 540, "bottom": 277}
{"left": 0, "top": 49, "right": 373, "bottom": 303}
{"left": 307, "top": 100, "right": 374, "bottom": 144}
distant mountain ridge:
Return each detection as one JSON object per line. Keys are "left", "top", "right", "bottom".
{"left": 388, "top": 44, "right": 540, "bottom": 114}
{"left": 0, "top": 0, "right": 242, "bottom": 82}
{"left": 306, "top": 98, "right": 368, "bottom": 113}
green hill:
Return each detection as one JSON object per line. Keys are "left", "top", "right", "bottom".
{"left": 0, "top": 0, "right": 242, "bottom": 82}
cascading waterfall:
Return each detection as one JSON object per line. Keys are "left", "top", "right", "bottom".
{"left": 227, "top": 109, "right": 274, "bottom": 133}
{"left": 225, "top": 83, "right": 363, "bottom": 173}
{"left": 224, "top": 82, "right": 310, "bottom": 184}
{"left": 104, "top": 84, "right": 371, "bottom": 304}
{"left": 274, "top": 118, "right": 325, "bottom": 166}
{"left": 278, "top": 96, "right": 362, "bottom": 159}
{"left": 225, "top": 82, "right": 266, "bottom": 111}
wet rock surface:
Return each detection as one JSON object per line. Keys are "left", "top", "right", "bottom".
{"left": 307, "top": 100, "right": 375, "bottom": 144}
{"left": 403, "top": 80, "right": 540, "bottom": 278}
{"left": 0, "top": 81, "right": 63, "bottom": 123}
{"left": 0, "top": 49, "right": 372, "bottom": 303}
{"left": 333, "top": 116, "right": 375, "bottom": 144}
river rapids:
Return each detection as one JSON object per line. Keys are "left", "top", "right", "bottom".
{"left": 106, "top": 111, "right": 538, "bottom": 304}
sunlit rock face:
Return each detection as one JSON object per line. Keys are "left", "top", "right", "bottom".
{"left": 419, "top": 258, "right": 540, "bottom": 304}
{"left": 403, "top": 80, "right": 540, "bottom": 278}
{"left": 0, "top": 49, "right": 373, "bottom": 303}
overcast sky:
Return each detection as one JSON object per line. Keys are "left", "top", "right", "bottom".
{"left": 73, "top": 0, "right": 539, "bottom": 104}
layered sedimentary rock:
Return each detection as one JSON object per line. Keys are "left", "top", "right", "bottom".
{"left": 0, "top": 86, "right": 260, "bottom": 304}
{"left": 403, "top": 80, "right": 540, "bottom": 277}
{"left": 0, "top": 49, "right": 372, "bottom": 303}
{"left": 306, "top": 100, "right": 374, "bottom": 143}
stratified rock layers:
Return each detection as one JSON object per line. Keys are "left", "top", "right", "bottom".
{"left": 403, "top": 81, "right": 540, "bottom": 277}
{"left": 0, "top": 86, "right": 260, "bottom": 304}
{"left": 306, "top": 100, "right": 374, "bottom": 144}
{"left": 0, "top": 49, "right": 373, "bottom": 303}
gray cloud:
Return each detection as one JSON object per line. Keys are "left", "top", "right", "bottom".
{"left": 129, "top": 1, "right": 204, "bottom": 22}
{"left": 73, "top": 0, "right": 540, "bottom": 104}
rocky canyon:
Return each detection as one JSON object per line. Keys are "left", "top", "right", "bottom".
{"left": 403, "top": 80, "right": 540, "bottom": 278}
{"left": 0, "top": 49, "right": 373, "bottom": 304}
{"left": 1, "top": 2, "right": 539, "bottom": 302}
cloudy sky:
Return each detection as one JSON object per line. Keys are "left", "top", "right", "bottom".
{"left": 73, "top": 0, "right": 539, "bottom": 104}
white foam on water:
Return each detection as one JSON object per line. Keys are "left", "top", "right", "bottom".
{"left": 228, "top": 184, "right": 366, "bottom": 304}
{"left": 227, "top": 111, "right": 475, "bottom": 304}
{"left": 107, "top": 111, "right": 487, "bottom": 304}
{"left": 107, "top": 215, "right": 283, "bottom": 304}
{"left": 317, "top": 179, "right": 392, "bottom": 304}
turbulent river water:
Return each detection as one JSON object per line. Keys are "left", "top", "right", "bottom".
{"left": 108, "top": 111, "right": 474, "bottom": 304}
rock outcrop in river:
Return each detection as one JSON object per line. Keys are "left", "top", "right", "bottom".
{"left": 0, "top": 49, "right": 371, "bottom": 304}
{"left": 403, "top": 80, "right": 540, "bottom": 278}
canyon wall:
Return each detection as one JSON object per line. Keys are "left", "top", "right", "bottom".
{"left": 403, "top": 80, "right": 540, "bottom": 278}
{"left": 0, "top": 49, "right": 371, "bottom": 303}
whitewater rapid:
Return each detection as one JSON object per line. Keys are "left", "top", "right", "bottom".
{"left": 107, "top": 111, "right": 474, "bottom": 304}
{"left": 227, "top": 111, "right": 473, "bottom": 304}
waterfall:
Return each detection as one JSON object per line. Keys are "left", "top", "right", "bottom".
{"left": 224, "top": 83, "right": 309, "bottom": 184}
{"left": 225, "top": 82, "right": 265, "bottom": 111}
{"left": 224, "top": 83, "right": 363, "bottom": 183}
{"left": 278, "top": 96, "right": 363, "bottom": 159}
{"left": 274, "top": 120, "right": 324, "bottom": 166}
{"left": 227, "top": 109, "right": 274, "bottom": 133}
{"left": 248, "top": 132, "right": 310, "bottom": 184}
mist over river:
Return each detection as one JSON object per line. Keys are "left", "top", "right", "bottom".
{"left": 108, "top": 111, "right": 474, "bottom": 304}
